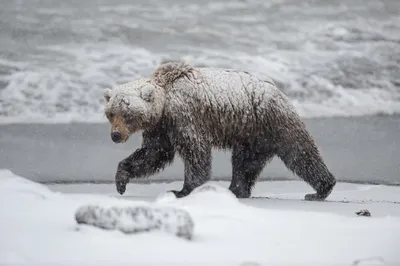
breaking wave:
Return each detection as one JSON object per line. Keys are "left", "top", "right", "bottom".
{"left": 0, "top": 0, "right": 399, "bottom": 124}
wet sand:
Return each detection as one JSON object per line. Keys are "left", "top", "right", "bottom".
{"left": 0, "top": 115, "right": 399, "bottom": 185}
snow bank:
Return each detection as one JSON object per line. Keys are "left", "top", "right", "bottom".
{"left": 1, "top": 169, "right": 399, "bottom": 266}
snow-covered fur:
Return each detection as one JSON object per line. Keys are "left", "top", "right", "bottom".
{"left": 104, "top": 62, "right": 336, "bottom": 201}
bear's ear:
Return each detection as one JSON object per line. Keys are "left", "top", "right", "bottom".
{"left": 104, "top": 88, "right": 112, "bottom": 103}
{"left": 140, "top": 84, "right": 155, "bottom": 102}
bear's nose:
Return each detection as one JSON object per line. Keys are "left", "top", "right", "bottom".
{"left": 111, "top": 132, "right": 122, "bottom": 143}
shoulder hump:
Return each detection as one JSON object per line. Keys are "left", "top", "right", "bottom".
{"left": 151, "top": 61, "right": 197, "bottom": 88}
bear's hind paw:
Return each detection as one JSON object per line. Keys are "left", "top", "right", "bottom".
{"left": 304, "top": 192, "right": 329, "bottom": 201}
{"left": 305, "top": 180, "right": 335, "bottom": 201}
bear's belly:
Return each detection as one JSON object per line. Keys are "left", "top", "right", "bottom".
{"left": 166, "top": 102, "right": 276, "bottom": 149}
{"left": 189, "top": 116, "right": 271, "bottom": 149}
{"left": 205, "top": 122, "right": 267, "bottom": 148}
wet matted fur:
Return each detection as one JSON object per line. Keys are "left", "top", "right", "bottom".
{"left": 104, "top": 62, "right": 336, "bottom": 200}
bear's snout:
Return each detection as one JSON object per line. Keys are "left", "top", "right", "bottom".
{"left": 111, "top": 131, "right": 122, "bottom": 143}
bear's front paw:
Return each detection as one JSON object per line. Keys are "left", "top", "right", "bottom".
{"left": 169, "top": 189, "right": 191, "bottom": 198}
{"left": 115, "top": 169, "right": 131, "bottom": 195}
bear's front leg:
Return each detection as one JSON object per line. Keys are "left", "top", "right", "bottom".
{"left": 115, "top": 146, "right": 175, "bottom": 195}
{"left": 170, "top": 145, "right": 212, "bottom": 198}
{"left": 229, "top": 142, "right": 275, "bottom": 198}
{"left": 115, "top": 165, "right": 131, "bottom": 195}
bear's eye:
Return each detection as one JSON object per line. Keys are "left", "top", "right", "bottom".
{"left": 107, "top": 112, "right": 115, "bottom": 120}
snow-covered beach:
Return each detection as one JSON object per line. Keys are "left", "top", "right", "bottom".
{"left": 1, "top": 169, "right": 399, "bottom": 266}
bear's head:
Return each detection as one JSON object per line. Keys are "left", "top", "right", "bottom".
{"left": 103, "top": 79, "right": 165, "bottom": 143}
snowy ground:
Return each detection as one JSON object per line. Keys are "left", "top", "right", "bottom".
{"left": 1, "top": 169, "right": 400, "bottom": 266}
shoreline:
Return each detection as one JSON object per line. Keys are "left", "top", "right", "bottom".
{"left": 39, "top": 178, "right": 400, "bottom": 186}
{"left": 1, "top": 115, "right": 399, "bottom": 185}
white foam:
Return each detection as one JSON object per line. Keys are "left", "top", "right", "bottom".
{"left": 2, "top": 42, "right": 399, "bottom": 124}
{"left": 1, "top": 0, "right": 399, "bottom": 124}
{"left": 0, "top": 44, "right": 165, "bottom": 124}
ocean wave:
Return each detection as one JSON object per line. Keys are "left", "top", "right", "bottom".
{"left": 1, "top": 44, "right": 399, "bottom": 124}
{"left": 0, "top": 0, "right": 399, "bottom": 124}
{"left": 0, "top": 44, "right": 165, "bottom": 124}
{"left": 1, "top": 42, "right": 400, "bottom": 124}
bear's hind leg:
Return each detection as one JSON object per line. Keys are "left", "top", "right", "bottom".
{"left": 277, "top": 128, "right": 336, "bottom": 201}
{"left": 229, "top": 142, "right": 275, "bottom": 198}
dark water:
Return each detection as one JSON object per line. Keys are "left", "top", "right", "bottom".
{"left": 1, "top": 116, "right": 399, "bottom": 184}
{"left": 0, "top": 0, "right": 400, "bottom": 123}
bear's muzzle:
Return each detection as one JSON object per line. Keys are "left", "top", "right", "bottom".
{"left": 111, "top": 131, "right": 123, "bottom": 143}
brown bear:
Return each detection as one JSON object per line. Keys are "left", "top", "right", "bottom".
{"left": 103, "top": 62, "right": 336, "bottom": 201}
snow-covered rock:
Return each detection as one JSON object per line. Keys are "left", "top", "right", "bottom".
{"left": 75, "top": 204, "right": 194, "bottom": 240}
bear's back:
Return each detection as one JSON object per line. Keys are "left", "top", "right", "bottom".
{"left": 163, "top": 67, "right": 295, "bottom": 146}
{"left": 165, "top": 67, "right": 280, "bottom": 112}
